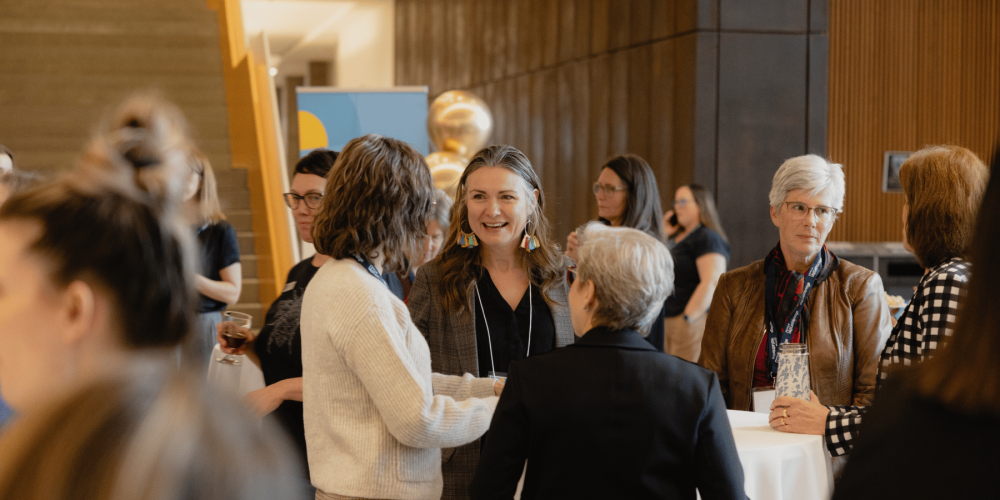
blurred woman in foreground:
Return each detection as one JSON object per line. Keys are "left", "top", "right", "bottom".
{"left": 832, "top": 147, "right": 999, "bottom": 499}
{"left": 0, "top": 95, "right": 297, "bottom": 497}
{"left": 470, "top": 223, "right": 745, "bottom": 499}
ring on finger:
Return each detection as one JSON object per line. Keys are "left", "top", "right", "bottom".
{"left": 781, "top": 418, "right": 786, "bottom": 426}
{"left": 783, "top": 409, "right": 788, "bottom": 418}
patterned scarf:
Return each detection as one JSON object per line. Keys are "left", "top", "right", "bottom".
{"left": 763, "top": 243, "right": 839, "bottom": 378}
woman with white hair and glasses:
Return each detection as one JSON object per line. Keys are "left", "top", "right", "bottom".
{"left": 700, "top": 155, "right": 892, "bottom": 414}
{"left": 469, "top": 222, "right": 745, "bottom": 499}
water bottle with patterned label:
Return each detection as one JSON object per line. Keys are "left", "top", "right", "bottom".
{"left": 775, "top": 343, "right": 811, "bottom": 401}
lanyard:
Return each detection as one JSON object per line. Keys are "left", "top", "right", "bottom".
{"left": 764, "top": 250, "right": 823, "bottom": 379}
{"left": 474, "top": 282, "right": 532, "bottom": 377}
{"left": 351, "top": 253, "right": 389, "bottom": 289}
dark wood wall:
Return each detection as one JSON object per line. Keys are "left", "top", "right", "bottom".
{"left": 395, "top": 0, "right": 828, "bottom": 268}
{"left": 827, "top": 0, "right": 1000, "bottom": 243}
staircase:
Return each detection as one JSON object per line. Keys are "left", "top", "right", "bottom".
{"left": 216, "top": 168, "right": 265, "bottom": 324}
{"left": 0, "top": 0, "right": 268, "bottom": 325}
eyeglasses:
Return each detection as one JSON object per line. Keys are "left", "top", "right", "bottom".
{"left": 593, "top": 183, "right": 627, "bottom": 195}
{"left": 673, "top": 199, "right": 691, "bottom": 207}
{"left": 783, "top": 201, "right": 840, "bottom": 223}
{"left": 283, "top": 192, "right": 323, "bottom": 210}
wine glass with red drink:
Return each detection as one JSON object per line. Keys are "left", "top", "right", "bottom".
{"left": 216, "top": 311, "right": 252, "bottom": 366}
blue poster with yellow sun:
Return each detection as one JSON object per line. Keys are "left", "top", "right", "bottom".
{"left": 296, "top": 87, "right": 429, "bottom": 157}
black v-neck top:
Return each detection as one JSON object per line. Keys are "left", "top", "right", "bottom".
{"left": 473, "top": 268, "right": 556, "bottom": 377}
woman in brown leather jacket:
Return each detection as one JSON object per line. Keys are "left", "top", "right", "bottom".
{"left": 699, "top": 154, "right": 893, "bottom": 411}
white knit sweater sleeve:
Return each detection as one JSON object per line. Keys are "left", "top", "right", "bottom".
{"left": 431, "top": 372, "right": 497, "bottom": 400}
{"left": 339, "top": 301, "right": 499, "bottom": 450}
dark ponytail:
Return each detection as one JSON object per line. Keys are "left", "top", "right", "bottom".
{"left": 0, "top": 94, "right": 198, "bottom": 349}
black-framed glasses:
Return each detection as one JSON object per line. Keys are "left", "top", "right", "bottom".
{"left": 283, "top": 192, "right": 323, "bottom": 210}
{"left": 566, "top": 265, "right": 577, "bottom": 287}
{"left": 783, "top": 201, "right": 840, "bottom": 223}
{"left": 593, "top": 183, "right": 627, "bottom": 195}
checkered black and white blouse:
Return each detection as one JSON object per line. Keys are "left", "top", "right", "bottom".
{"left": 824, "top": 257, "right": 970, "bottom": 456}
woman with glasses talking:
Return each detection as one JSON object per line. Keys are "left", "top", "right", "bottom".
{"left": 216, "top": 148, "right": 337, "bottom": 495}
{"left": 661, "top": 184, "right": 729, "bottom": 362}
{"left": 699, "top": 155, "right": 892, "bottom": 418}
{"left": 565, "top": 154, "right": 668, "bottom": 350}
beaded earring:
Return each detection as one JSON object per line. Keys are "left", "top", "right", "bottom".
{"left": 520, "top": 219, "right": 540, "bottom": 252}
{"left": 458, "top": 219, "right": 478, "bottom": 248}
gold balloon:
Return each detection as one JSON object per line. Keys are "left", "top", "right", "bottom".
{"left": 425, "top": 151, "right": 469, "bottom": 198}
{"left": 427, "top": 90, "right": 494, "bottom": 158}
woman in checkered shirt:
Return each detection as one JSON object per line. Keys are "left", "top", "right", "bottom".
{"left": 767, "top": 145, "right": 989, "bottom": 457}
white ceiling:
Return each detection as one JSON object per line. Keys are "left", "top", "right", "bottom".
{"left": 241, "top": 0, "right": 393, "bottom": 84}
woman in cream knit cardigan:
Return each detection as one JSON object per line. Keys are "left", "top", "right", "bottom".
{"left": 300, "top": 134, "right": 501, "bottom": 500}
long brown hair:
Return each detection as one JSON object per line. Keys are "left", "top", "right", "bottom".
{"left": 915, "top": 149, "right": 997, "bottom": 414}
{"left": 900, "top": 145, "right": 988, "bottom": 268}
{"left": 682, "top": 183, "right": 728, "bottom": 242}
{"left": 437, "top": 145, "right": 565, "bottom": 313}
{"left": 311, "top": 134, "right": 435, "bottom": 274}
{"left": 601, "top": 154, "right": 664, "bottom": 241}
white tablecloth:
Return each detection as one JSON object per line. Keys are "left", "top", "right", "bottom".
{"left": 723, "top": 410, "right": 833, "bottom": 500}
{"left": 205, "top": 344, "right": 266, "bottom": 396}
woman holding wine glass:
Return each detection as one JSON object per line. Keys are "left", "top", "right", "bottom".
{"left": 217, "top": 148, "right": 338, "bottom": 493}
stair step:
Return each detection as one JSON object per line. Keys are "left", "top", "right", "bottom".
{"left": 219, "top": 190, "right": 251, "bottom": 210}
{"left": 237, "top": 231, "right": 255, "bottom": 256}
{"left": 240, "top": 255, "right": 258, "bottom": 278}
{"left": 240, "top": 278, "right": 260, "bottom": 303}
{"left": 214, "top": 168, "right": 248, "bottom": 188}
{"left": 227, "top": 209, "right": 254, "bottom": 232}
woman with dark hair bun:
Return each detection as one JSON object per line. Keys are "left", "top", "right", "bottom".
{"left": 218, "top": 147, "right": 338, "bottom": 493}
{"left": 565, "top": 154, "right": 667, "bottom": 351}
{"left": 0, "top": 94, "right": 198, "bottom": 413}
{"left": 662, "top": 183, "right": 730, "bottom": 362}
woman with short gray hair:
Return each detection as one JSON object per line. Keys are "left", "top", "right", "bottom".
{"left": 470, "top": 222, "right": 745, "bottom": 499}
{"left": 700, "top": 154, "right": 892, "bottom": 415}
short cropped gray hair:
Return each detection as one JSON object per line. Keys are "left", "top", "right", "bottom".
{"left": 575, "top": 222, "right": 674, "bottom": 335}
{"left": 768, "top": 154, "right": 845, "bottom": 211}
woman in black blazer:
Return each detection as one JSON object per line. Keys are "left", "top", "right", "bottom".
{"left": 470, "top": 222, "right": 746, "bottom": 500}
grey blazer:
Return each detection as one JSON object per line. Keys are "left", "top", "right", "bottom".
{"left": 407, "top": 258, "right": 575, "bottom": 500}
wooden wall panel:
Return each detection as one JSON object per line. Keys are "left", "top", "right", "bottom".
{"left": 394, "top": 0, "right": 831, "bottom": 262}
{"left": 828, "top": 0, "right": 1000, "bottom": 243}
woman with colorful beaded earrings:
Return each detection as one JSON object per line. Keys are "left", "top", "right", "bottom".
{"left": 408, "top": 145, "right": 575, "bottom": 500}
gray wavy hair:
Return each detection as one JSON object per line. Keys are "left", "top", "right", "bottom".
{"left": 769, "top": 154, "right": 845, "bottom": 211}
{"left": 575, "top": 222, "right": 674, "bottom": 335}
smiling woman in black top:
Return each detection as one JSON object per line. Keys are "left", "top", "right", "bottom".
{"left": 408, "top": 145, "right": 574, "bottom": 500}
